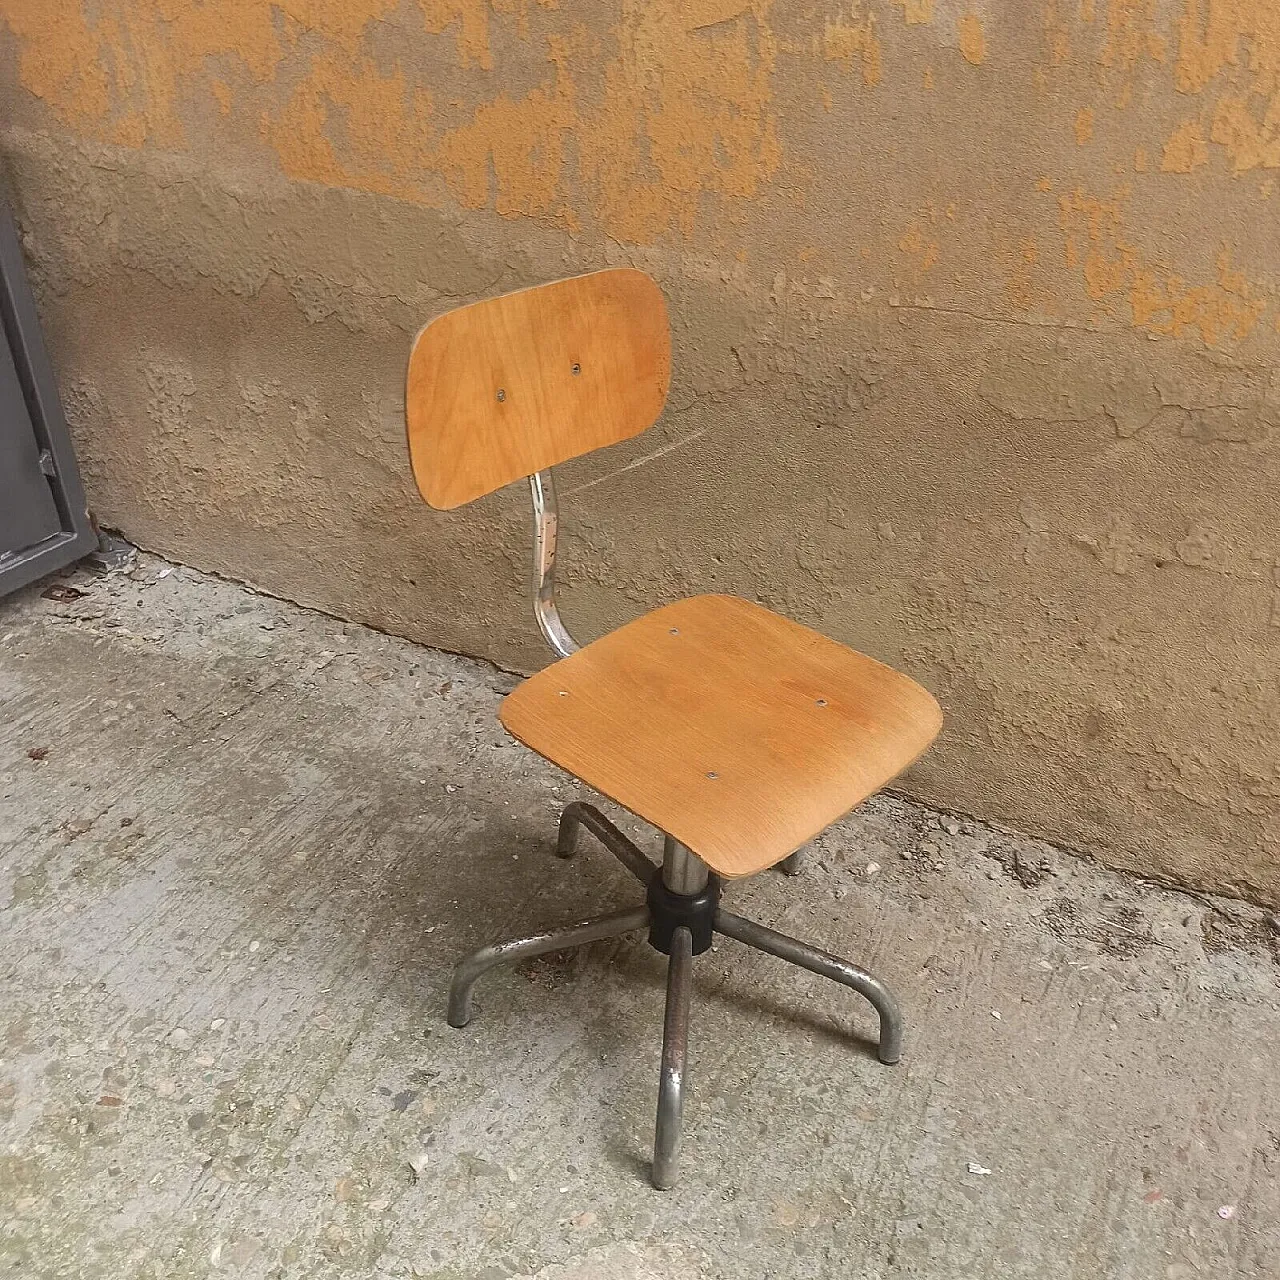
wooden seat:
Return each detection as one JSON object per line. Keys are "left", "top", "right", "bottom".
{"left": 500, "top": 594, "right": 942, "bottom": 878}
{"left": 405, "top": 268, "right": 944, "bottom": 880}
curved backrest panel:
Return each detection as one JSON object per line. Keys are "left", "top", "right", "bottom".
{"left": 406, "top": 269, "right": 671, "bottom": 509}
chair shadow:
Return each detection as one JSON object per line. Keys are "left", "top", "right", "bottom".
{"left": 695, "top": 962, "right": 887, "bottom": 1061}
{"left": 228, "top": 797, "right": 890, "bottom": 1183}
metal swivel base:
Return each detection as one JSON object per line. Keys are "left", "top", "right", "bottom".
{"left": 446, "top": 801, "right": 904, "bottom": 1190}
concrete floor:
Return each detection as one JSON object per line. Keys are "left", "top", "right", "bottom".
{"left": 2, "top": 558, "right": 1279, "bottom": 1280}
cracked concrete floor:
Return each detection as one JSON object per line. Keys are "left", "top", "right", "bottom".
{"left": 2, "top": 556, "right": 1279, "bottom": 1280}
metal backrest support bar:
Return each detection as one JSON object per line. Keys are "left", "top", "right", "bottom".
{"left": 530, "top": 469, "right": 579, "bottom": 659}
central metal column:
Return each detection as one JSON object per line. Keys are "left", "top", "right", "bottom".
{"left": 661, "top": 836, "right": 709, "bottom": 896}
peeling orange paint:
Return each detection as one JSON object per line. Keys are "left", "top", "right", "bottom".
{"left": 1050, "top": 0, "right": 1280, "bottom": 173}
{"left": 578, "top": 1, "right": 782, "bottom": 242}
{"left": 1209, "top": 93, "right": 1280, "bottom": 171}
{"left": 3, "top": 0, "right": 1277, "bottom": 337}
{"left": 436, "top": 31, "right": 579, "bottom": 219}
{"left": 1058, "top": 186, "right": 1267, "bottom": 344}
{"left": 892, "top": 0, "right": 934, "bottom": 25}
{"left": 1099, "top": 0, "right": 1164, "bottom": 76}
{"left": 1161, "top": 118, "right": 1209, "bottom": 171}
{"left": 1174, "top": 1, "right": 1280, "bottom": 172}
{"left": 1006, "top": 235, "right": 1051, "bottom": 312}
{"left": 265, "top": 49, "right": 437, "bottom": 205}
{"left": 1175, "top": 0, "right": 1280, "bottom": 93}
{"left": 898, "top": 218, "right": 939, "bottom": 273}
{"left": 822, "top": 7, "right": 883, "bottom": 88}
{"left": 209, "top": 80, "right": 233, "bottom": 117}
{"left": 0, "top": 0, "right": 783, "bottom": 245}
{"left": 1131, "top": 246, "right": 1267, "bottom": 343}
{"left": 1044, "top": 2, "right": 1073, "bottom": 69}
{"left": 959, "top": 14, "right": 987, "bottom": 65}
{"left": 2, "top": 0, "right": 284, "bottom": 150}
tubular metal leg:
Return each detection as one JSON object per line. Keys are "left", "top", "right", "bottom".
{"left": 714, "top": 909, "right": 904, "bottom": 1065}
{"left": 652, "top": 925, "right": 694, "bottom": 1190}
{"left": 779, "top": 850, "right": 805, "bottom": 877}
{"left": 556, "top": 802, "right": 657, "bottom": 884}
{"left": 447, "top": 906, "right": 650, "bottom": 1028}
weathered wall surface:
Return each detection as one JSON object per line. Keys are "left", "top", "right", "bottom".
{"left": 0, "top": 2, "right": 1277, "bottom": 900}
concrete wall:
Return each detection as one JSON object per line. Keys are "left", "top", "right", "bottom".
{"left": 1, "top": 1, "right": 1277, "bottom": 902}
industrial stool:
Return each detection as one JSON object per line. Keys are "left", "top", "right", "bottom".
{"left": 404, "top": 269, "right": 942, "bottom": 1188}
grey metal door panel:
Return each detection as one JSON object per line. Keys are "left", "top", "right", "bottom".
{"left": 0, "top": 315, "right": 62, "bottom": 552}
{"left": 0, "top": 201, "right": 95, "bottom": 595}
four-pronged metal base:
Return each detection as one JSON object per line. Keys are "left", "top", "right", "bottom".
{"left": 446, "top": 802, "right": 904, "bottom": 1188}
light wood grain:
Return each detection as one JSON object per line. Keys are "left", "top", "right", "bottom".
{"left": 405, "top": 269, "right": 671, "bottom": 509}
{"left": 500, "top": 594, "right": 943, "bottom": 878}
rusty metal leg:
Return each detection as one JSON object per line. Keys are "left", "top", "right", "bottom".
{"left": 556, "top": 801, "right": 657, "bottom": 884}
{"left": 447, "top": 906, "right": 650, "bottom": 1029}
{"left": 714, "top": 908, "right": 904, "bottom": 1065}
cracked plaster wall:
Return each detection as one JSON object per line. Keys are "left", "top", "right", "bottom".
{"left": 0, "top": 1, "right": 1278, "bottom": 901}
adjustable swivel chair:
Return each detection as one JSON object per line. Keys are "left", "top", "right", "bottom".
{"left": 405, "top": 269, "right": 942, "bottom": 1189}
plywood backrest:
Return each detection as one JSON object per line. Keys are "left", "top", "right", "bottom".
{"left": 405, "top": 269, "right": 671, "bottom": 509}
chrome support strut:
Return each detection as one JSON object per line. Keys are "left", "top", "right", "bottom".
{"left": 530, "top": 469, "right": 579, "bottom": 659}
